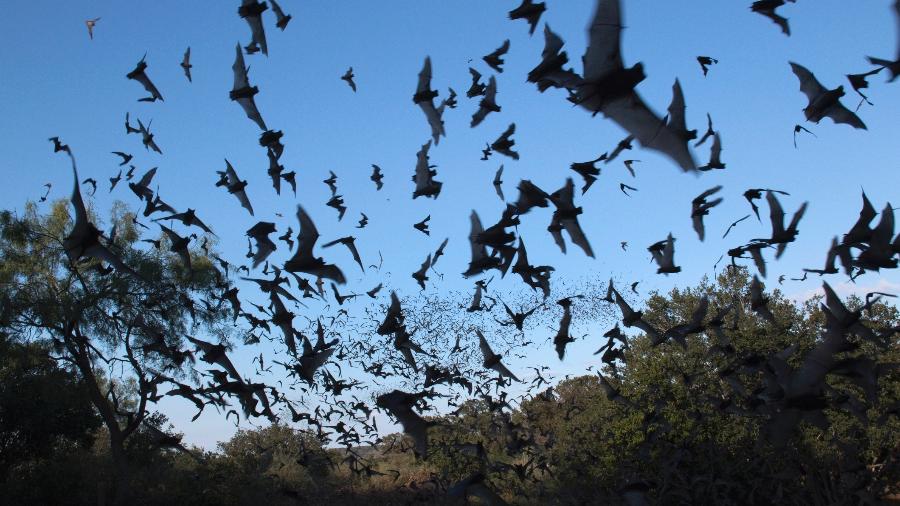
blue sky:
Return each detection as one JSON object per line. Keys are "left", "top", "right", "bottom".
{"left": 2, "top": 0, "right": 899, "bottom": 448}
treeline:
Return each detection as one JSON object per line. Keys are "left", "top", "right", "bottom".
{"left": 2, "top": 267, "right": 899, "bottom": 505}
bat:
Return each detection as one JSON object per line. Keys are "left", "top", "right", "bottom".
{"left": 126, "top": 54, "right": 164, "bottom": 102}
{"left": 230, "top": 43, "right": 268, "bottom": 131}
{"left": 789, "top": 62, "right": 866, "bottom": 130}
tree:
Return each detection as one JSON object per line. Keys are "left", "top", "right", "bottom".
{"left": 0, "top": 194, "right": 236, "bottom": 505}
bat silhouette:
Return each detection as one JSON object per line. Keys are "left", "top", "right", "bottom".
{"left": 755, "top": 190, "right": 808, "bottom": 258}
{"left": 483, "top": 39, "right": 510, "bottom": 73}
{"left": 137, "top": 119, "right": 162, "bottom": 154}
{"left": 412, "top": 140, "right": 442, "bottom": 199}
{"left": 548, "top": 178, "right": 594, "bottom": 257}
{"left": 111, "top": 151, "right": 133, "bottom": 166}
{"left": 125, "top": 112, "right": 140, "bottom": 135}
{"left": 126, "top": 54, "right": 164, "bottom": 102}
{"left": 490, "top": 123, "right": 519, "bottom": 160}
{"left": 216, "top": 160, "right": 254, "bottom": 216}
{"left": 159, "top": 224, "right": 195, "bottom": 273}
{"left": 695, "top": 113, "right": 715, "bottom": 147}
{"left": 744, "top": 188, "right": 788, "bottom": 220}
{"left": 323, "top": 171, "right": 338, "bottom": 194}
{"left": 413, "top": 215, "right": 431, "bottom": 236}
{"left": 570, "top": 153, "right": 607, "bottom": 194}
{"left": 325, "top": 194, "right": 346, "bottom": 221}
{"left": 527, "top": 24, "right": 581, "bottom": 92}
{"left": 789, "top": 62, "right": 866, "bottom": 130}
{"left": 85, "top": 17, "right": 100, "bottom": 40}
{"left": 698, "top": 132, "right": 725, "bottom": 171}
{"left": 471, "top": 76, "right": 500, "bottom": 127}
{"left": 357, "top": 213, "right": 368, "bottom": 229}
{"left": 466, "top": 67, "right": 487, "bottom": 98}
{"left": 154, "top": 209, "right": 214, "bottom": 235}
{"left": 846, "top": 67, "right": 882, "bottom": 109}
{"left": 493, "top": 165, "right": 504, "bottom": 200}
{"left": 648, "top": 233, "right": 680, "bottom": 274}
{"left": 792, "top": 124, "right": 816, "bottom": 148}
{"left": 284, "top": 206, "right": 346, "bottom": 284}
{"left": 230, "top": 43, "right": 268, "bottom": 131}
{"left": 413, "top": 57, "right": 446, "bottom": 145}
{"left": 574, "top": 0, "right": 696, "bottom": 172}
{"left": 270, "top": 0, "right": 292, "bottom": 30}
{"left": 322, "top": 236, "right": 365, "bottom": 272}
{"left": 370, "top": 165, "right": 384, "bottom": 190}
{"left": 341, "top": 67, "right": 357, "bottom": 92}
{"left": 697, "top": 56, "right": 718, "bottom": 76}
{"left": 751, "top": 0, "right": 796, "bottom": 36}
{"left": 432, "top": 237, "right": 449, "bottom": 267}
{"left": 246, "top": 221, "right": 277, "bottom": 268}
{"left": 238, "top": 0, "right": 268, "bottom": 56}
{"left": 691, "top": 185, "right": 723, "bottom": 241}
{"left": 722, "top": 214, "right": 751, "bottom": 239}
{"left": 58, "top": 146, "right": 140, "bottom": 279}
{"left": 477, "top": 330, "right": 519, "bottom": 381}
{"left": 180, "top": 47, "right": 192, "bottom": 82}
{"left": 412, "top": 253, "right": 431, "bottom": 290}
{"left": 509, "top": 0, "right": 546, "bottom": 35}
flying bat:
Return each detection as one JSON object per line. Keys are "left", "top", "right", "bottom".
{"left": 284, "top": 206, "right": 346, "bottom": 284}
{"left": 238, "top": 0, "right": 268, "bottom": 56}
{"left": 216, "top": 160, "right": 254, "bottom": 216}
{"left": 508, "top": 0, "right": 546, "bottom": 35}
{"left": 483, "top": 39, "right": 510, "bottom": 73}
{"left": 413, "top": 57, "right": 446, "bottom": 145}
{"left": 180, "top": 47, "right": 193, "bottom": 82}
{"left": 230, "top": 43, "right": 268, "bottom": 131}
{"left": 574, "top": 0, "right": 697, "bottom": 172}
{"left": 789, "top": 62, "right": 866, "bottom": 130}
{"left": 126, "top": 54, "right": 164, "bottom": 102}
{"left": 270, "top": 0, "right": 292, "bottom": 30}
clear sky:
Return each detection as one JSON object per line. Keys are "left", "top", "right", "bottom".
{"left": 1, "top": 0, "right": 899, "bottom": 448}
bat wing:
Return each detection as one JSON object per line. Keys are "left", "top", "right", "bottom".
{"left": 295, "top": 205, "right": 320, "bottom": 262}
{"left": 232, "top": 44, "right": 250, "bottom": 90}
{"left": 477, "top": 330, "right": 494, "bottom": 362}
{"left": 692, "top": 213, "right": 705, "bottom": 241}
{"left": 134, "top": 73, "right": 163, "bottom": 101}
{"left": 789, "top": 62, "right": 827, "bottom": 105}
{"left": 759, "top": 10, "right": 790, "bottom": 35}
{"left": 667, "top": 79, "right": 694, "bottom": 140}
{"left": 602, "top": 93, "right": 697, "bottom": 172}
{"left": 561, "top": 217, "right": 594, "bottom": 257}
{"left": 824, "top": 103, "right": 867, "bottom": 130}
{"left": 583, "top": 0, "right": 624, "bottom": 80}
{"left": 238, "top": 98, "right": 268, "bottom": 131}
{"left": 766, "top": 191, "right": 786, "bottom": 238}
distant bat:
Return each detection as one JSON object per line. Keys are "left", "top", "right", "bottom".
{"left": 85, "top": 18, "right": 100, "bottom": 40}
{"left": 180, "top": 47, "right": 193, "bottom": 82}
{"left": 697, "top": 56, "right": 718, "bottom": 76}
{"left": 341, "top": 67, "right": 357, "bottom": 92}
